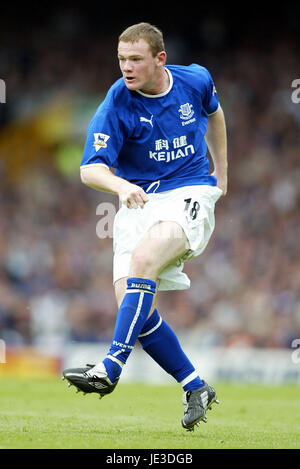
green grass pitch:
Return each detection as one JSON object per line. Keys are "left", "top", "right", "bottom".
{"left": 0, "top": 377, "right": 299, "bottom": 449}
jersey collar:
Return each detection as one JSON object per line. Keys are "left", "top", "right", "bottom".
{"left": 135, "top": 68, "right": 173, "bottom": 98}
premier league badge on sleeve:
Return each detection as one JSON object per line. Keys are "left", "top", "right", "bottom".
{"left": 93, "top": 133, "right": 110, "bottom": 151}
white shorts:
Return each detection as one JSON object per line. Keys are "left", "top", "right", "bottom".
{"left": 113, "top": 185, "right": 223, "bottom": 291}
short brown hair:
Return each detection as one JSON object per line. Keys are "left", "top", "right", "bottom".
{"left": 118, "top": 22, "right": 165, "bottom": 57}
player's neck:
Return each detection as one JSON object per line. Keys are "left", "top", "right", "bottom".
{"left": 140, "top": 67, "right": 170, "bottom": 95}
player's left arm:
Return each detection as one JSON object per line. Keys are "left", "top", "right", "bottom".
{"left": 205, "top": 106, "right": 228, "bottom": 196}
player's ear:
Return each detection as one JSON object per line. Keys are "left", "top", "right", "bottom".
{"left": 156, "top": 51, "right": 167, "bottom": 67}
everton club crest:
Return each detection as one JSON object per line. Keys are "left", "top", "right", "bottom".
{"left": 178, "top": 103, "right": 194, "bottom": 120}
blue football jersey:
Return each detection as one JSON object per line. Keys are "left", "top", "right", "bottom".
{"left": 81, "top": 64, "right": 219, "bottom": 193}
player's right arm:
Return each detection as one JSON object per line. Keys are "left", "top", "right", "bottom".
{"left": 80, "top": 165, "right": 149, "bottom": 209}
{"left": 81, "top": 84, "right": 149, "bottom": 209}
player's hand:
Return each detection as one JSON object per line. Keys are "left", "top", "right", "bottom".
{"left": 211, "top": 170, "right": 227, "bottom": 196}
{"left": 118, "top": 182, "right": 149, "bottom": 209}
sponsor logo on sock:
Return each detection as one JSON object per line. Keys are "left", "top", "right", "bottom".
{"left": 129, "top": 282, "right": 152, "bottom": 290}
{"left": 112, "top": 340, "right": 134, "bottom": 350}
{"left": 128, "top": 282, "right": 156, "bottom": 293}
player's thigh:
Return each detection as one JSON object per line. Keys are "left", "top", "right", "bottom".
{"left": 130, "top": 220, "right": 190, "bottom": 278}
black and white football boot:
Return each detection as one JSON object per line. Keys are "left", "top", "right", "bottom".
{"left": 62, "top": 363, "right": 119, "bottom": 399}
{"left": 181, "top": 381, "right": 219, "bottom": 431}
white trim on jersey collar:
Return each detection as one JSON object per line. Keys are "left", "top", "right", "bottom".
{"left": 135, "top": 67, "right": 173, "bottom": 98}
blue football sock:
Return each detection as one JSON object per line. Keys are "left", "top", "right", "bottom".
{"left": 138, "top": 309, "right": 204, "bottom": 391}
{"left": 103, "top": 277, "right": 156, "bottom": 383}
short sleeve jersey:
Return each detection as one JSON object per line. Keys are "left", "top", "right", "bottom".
{"left": 81, "top": 64, "right": 219, "bottom": 193}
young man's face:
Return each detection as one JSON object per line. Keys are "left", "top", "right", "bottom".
{"left": 118, "top": 38, "right": 165, "bottom": 94}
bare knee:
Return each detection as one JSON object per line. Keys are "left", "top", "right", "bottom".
{"left": 129, "top": 221, "right": 189, "bottom": 280}
{"left": 130, "top": 248, "right": 158, "bottom": 280}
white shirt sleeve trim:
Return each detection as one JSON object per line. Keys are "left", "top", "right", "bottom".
{"left": 207, "top": 103, "right": 220, "bottom": 116}
{"left": 80, "top": 163, "right": 109, "bottom": 169}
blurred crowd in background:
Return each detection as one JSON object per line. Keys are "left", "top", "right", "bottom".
{"left": 0, "top": 5, "right": 299, "bottom": 352}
